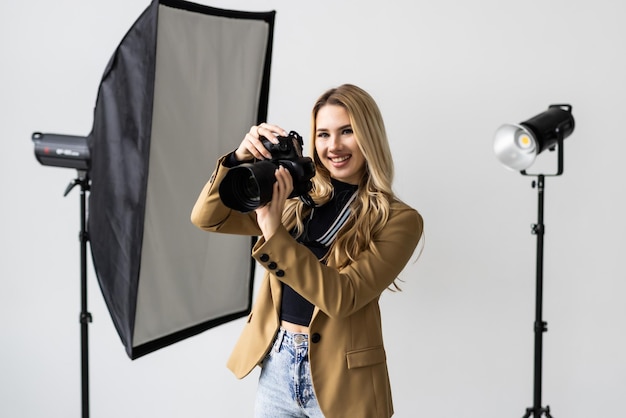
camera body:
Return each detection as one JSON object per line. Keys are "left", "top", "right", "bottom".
{"left": 219, "top": 130, "right": 316, "bottom": 212}
{"left": 261, "top": 130, "right": 315, "bottom": 198}
{"left": 262, "top": 130, "right": 303, "bottom": 160}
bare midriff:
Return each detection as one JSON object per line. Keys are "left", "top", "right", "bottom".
{"left": 281, "top": 320, "right": 309, "bottom": 334}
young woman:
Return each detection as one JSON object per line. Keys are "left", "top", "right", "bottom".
{"left": 191, "top": 84, "right": 423, "bottom": 418}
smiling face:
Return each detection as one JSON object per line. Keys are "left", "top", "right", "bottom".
{"left": 314, "top": 104, "right": 366, "bottom": 185}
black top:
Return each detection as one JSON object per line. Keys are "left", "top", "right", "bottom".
{"left": 280, "top": 179, "right": 358, "bottom": 326}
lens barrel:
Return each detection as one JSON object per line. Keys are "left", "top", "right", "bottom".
{"left": 219, "top": 161, "right": 277, "bottom": 212}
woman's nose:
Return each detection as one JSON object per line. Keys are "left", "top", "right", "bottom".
{"left": 329, "top": 135, "right": 342, "bottom": 150}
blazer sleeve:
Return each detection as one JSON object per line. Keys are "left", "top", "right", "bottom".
{"left": 251, "top": 202, "right": 424, "bottom": 318}
{"left": 190, "top": 155, "right": 262, "bottom": 236}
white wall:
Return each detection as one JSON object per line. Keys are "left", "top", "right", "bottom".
{"left": 2, "top": 0, "right": 625, "bottom": 417}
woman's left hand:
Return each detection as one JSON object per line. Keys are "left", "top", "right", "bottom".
{"left": 255, "top": 166, "right": 294, "bottom": 240}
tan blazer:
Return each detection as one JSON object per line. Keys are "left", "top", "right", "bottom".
{"left": 191, "top": 156, "right": 423, "bottom": 418}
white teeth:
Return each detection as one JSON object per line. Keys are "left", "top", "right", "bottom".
{"left": 330, "top": 155, "right": 350, "bottom": 163}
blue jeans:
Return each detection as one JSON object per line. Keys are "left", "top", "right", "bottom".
{"left": 254, "top": 328, "right": 325, "bottom": 418}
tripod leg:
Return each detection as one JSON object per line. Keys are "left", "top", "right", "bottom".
{"left": 522, "top": 408, "right": 532, "bottom": 418}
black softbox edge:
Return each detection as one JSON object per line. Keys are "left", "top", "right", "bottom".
{"left": 131, "top": 236, "right": 259, "bottom": 360}
{"left": 88, "top": 0, "right": 276, "bottom": 360}
{"left": 158, "top": 0, "right": 276, "bottom": 124}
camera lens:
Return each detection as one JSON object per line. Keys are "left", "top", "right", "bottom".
{"left": 223, "top": 171, "right": 261, "bottom": 211}
{"left": 219, "top": 161, "right": 277, "bottom": 212}
{"left": 242, "top": 175, "right": 261, "bottom": 203}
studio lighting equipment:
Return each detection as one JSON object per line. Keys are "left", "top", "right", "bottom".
{"left": 32, "top": 135, "right": 91, "bottom": 417}
{"left": 494, "top": 104, "right": 575, "bottom": 172}
{"left": 32, "top": 132, "right": 90, "bottom": 170}
{"left": 32, "top": 1, "right": 276, "bottom": 417}
{"left": 494, "top": 104, "right": 575, "bottom": 418}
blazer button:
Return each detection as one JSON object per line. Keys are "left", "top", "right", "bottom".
{"left": 311, "top": 333, "right": 321, "bottom": 343}
{"left": 275, "top": 270, "right": 285, "bottom": 277}
{"left": 268, "top": 262, "right": 277, "bottom": 270}
{"left": 260, "top": 254, "right": 270, "bottom": 262}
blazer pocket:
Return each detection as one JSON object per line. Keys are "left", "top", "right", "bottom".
{"left": 346, "top": 346, "right": 386, "bottom": 369}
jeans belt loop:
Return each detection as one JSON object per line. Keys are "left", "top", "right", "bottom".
{"left": 274, "top": 328, "right": 286, "bottom": 353}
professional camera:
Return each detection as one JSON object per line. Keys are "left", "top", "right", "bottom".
{"left": 219, "top": 130, "right": 316, "bottom": 212}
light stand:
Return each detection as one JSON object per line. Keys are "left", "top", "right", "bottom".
{"left": 520, "top": 136, "right": 563, "bottom": 418}
{"left": 64, "top": 170, "right": 92, "bottom": 418}
{"left": 494, "top": 105, "right": 575, "bottom": 418}
{"left": 32, "top": 132, "right": 92, "bottom": 416}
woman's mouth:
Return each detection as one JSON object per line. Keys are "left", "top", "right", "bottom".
{"left": 330, "top": 155, "right": 351, "bottom": 164}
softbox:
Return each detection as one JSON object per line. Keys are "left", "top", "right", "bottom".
{"left": 87, "top": 0, "right": 275, "bottom": 359}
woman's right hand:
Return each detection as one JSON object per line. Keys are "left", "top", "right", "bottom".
{"left": 234, "top": 123, "right": 288, "bottom": 162}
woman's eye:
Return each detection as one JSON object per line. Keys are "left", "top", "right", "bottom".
{"left": 342, "top": 128, "right": 353, "bottom": 135}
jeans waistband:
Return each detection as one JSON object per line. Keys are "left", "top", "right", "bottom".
{"left": 275, "top": 327, "right": 309, "bottom": 351}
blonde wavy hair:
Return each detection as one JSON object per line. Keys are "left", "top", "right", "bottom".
{"left": 282, "top": 84, "right": 395, "bottom": 269}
